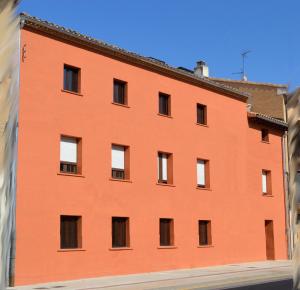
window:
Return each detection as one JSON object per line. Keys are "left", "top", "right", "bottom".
{"left": 159, "top": 218, "right": 174, "bottom": 246}
{"left": 198, "top": 220, "right": 212, "bottom": 246}
{"left": 60, "top": 136, "right": 81, "bottom": 174}
{"left": 112, "top": 217, "right": 129, "bottom": 248}
{"left": 111, "top": 145, "right": 129, "bottom": 179}
{"left": 261, "top": 129, "right": 269, "bottom": 142}
{"left": 262, "top": 170, "right": 272, "bottom": 195}
{"left": 197, "top": 159, "right": 210, "bottom": 188}
{"left": 60, "top": 215, "right": 82, "bottom": 249}
{"left": 113, "top": 79, "right": 127, "bottom": 105}
{"left": 197, "top": 104, "right": 207, "bottom": 125}
{"left": 297, "top": 209, "right": 300, "bottom": 225}
{"left": 64, "top": 65, "right": 80, "bottom": 93}
{"left": 159, "top": 92, "right": 170, "bottom": 116}
{"left": 158, "top": 152, "right": 173, "bottom": 184}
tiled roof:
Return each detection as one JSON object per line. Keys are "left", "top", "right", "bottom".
{"left": 247, "top": 112, "right": 288, "bottom": 129}
{"left": 210, "top": 78, "right": 287, "bottom": 120}
{"left": 209, "top": 77, "right": 288, "bottom": 89}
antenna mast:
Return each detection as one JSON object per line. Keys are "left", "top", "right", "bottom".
{"left": 232, "top": 50, "right": 251, "bottom": 81}
{"left": 241, "top": 50, "right": 251, "bottom": 81}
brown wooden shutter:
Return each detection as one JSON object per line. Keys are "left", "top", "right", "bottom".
{"left": 60, "top": 216, "right": 80, "bottom": 249}
{"left": 199, "top": 220, "right": 208, "bottom": 245}
{"left": 112, "top": 217, "right": 128, "bottom": 247}
{"left": 63, "top": 65, "right": 79, "bottom": 92}
{"left": 72, "top": 69, "right": 78, "bottom": 92}
{"left": 113, "top": 80, "right": 126, "bottom": 104}
{"left": 160, "top": 219, "right": 171, "bottom": 246}
{"left": 159, "top": 93, "right": 169, "bottom": 115}
{"left": 197, "top": 104, "right": 206, "bottom": 125}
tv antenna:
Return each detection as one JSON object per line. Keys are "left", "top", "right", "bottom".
{"left": 233, "top": 50, "right": 251, "bottom": 81}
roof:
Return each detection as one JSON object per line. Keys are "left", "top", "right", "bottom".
{"left": 247, "top": 112, "right": 288, "bottom": 130}
{"left": 19, "top": 13, "right": 249, "bottom": 102}
{"left": 208, "top": 77, "right": 288, "bottom": 89}
{"left": 209, "top": 78, "right": 287, "bottom": 120}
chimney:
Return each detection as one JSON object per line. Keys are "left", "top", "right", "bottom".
{"left": 194, "top": 61, "right": 209, "bottom": 77}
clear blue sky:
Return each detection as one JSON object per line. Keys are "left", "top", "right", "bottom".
{"left": 18, "top": 0, "right": 299, "bottom": 90}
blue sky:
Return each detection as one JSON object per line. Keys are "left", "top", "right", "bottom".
{"left": 18, "top": 0, "right": 299, "bottom": 90}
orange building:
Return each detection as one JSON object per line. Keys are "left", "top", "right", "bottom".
{"left": 11, "top": 14, "right": 288, "bottom": 285}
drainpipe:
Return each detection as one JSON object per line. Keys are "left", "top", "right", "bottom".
{"left": 283, "top": 93, "right": 292, "bottom": 259}
{"left": 282, "top": 130, "right": 292, "bottom": 259}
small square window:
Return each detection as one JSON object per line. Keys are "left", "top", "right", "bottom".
{"left": 113, "top": 79, "right": 127, "bottom": 105}
{"left": 159, "top": 218, "right": 174, "bottom": 246}
{"left": 197, "top": 104, "right": 207, "bottom": 125}
{"left": 159, "top": 93, "right": 170, "bottom": 116}
{"left": 60, "top": 215, "right": 82, "bottom": 249}
{"left": 112, "top": 217, "right": 129, "bottom": 248}
{"left": 60, "top": 136, "right": 82, "bottom": 174}
{"left": 261, "top": 129, "right": 269, "bottom": 142}
{"left": 198, "top": 220, "right": 212, "bottom": 246}
{"left": 64, "top": 65, "right": 80, "bottom": 93}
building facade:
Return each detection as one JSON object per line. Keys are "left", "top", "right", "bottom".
{"left": 10, "top": 14, "right": 289, "bottom": 285}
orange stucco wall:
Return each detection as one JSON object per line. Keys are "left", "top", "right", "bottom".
{"left": 14, "top": 28, "right": 287, "bottom": 285}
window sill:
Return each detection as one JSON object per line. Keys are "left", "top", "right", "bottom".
{"left": 111, "top": 102, "right": 130, "bottom": 108}
{"left": 157, "top": 246, "right": 177, "bottom": 249}
{"left": 197, "top": 245, "right": 213, "bottom": 248}
{"left": 109, "top": 178, "right": 132, "bottom": 183}
{"left": 262, "top": 193, "right": 274, "bottom": 197}
{"left": 196, "top": 123, "right": 208, "bottom": 127}
{"left": 157, "top": 113, "right": 172, "bottom": 118}
{"left": 196, "top": 186, "right": 212, "bottom": 191}
{"left": 156, "top": 182, "right": 175, "bottom": 187}
{"left": 61, "top": 89, "right": 83, "bottom": 96}
{"left": 57, "top": 172, "right": 85, "bottom": 178}
{"left": 261, "top": 141, "right": 270, "bottom": 144}
{"left": 109, "top": 247, "right": 133, "bottom": 251}
{"left": 57, "top": 248, "right": 86, "bottom": 252}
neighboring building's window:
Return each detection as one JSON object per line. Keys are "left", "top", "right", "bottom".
{"left": 197, "top": 104, "right": 207, "bottom": 125}
{"left": 111, "top": 145, "right": 129, "bottom": 179}
{"left": 60, "top": 215, "right": 82, "bottom": 249}
{"left": 159, "top": 218, "right": 174, "bottom": 246}
{"left": 159, "top": 92, "right": 170, "bottom": 116}
{"left": 198, "top": 220, "right": 212, "bottom": 246}
{"left": 197, "top": 159, "right": 209, "bottom": 188}
{"left": 64, "top": 65, "right": 80, "bottom": 93}
{"left": 113, "top": 79, "right": 127, "bottom": 105}
{"left": 60, "top": 136, "right": 81, "bottom": 174}
{"left": 158, "top": 152, "right": 173, "bottom": 184}
{"left": 262, "top": 170, "right": 272, "bottom": 195}
{"left": 297, "top": 210, "right": 300, "bottom": 225}
{"left": 112, "top": 217, "right": 129, "bottom": 248}
{"left": 261, "top": 129, "right": 269, "bottom": 142}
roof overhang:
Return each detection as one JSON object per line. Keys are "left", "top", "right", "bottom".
{"left": 247, "top": 112, "right": 288, "bottom": 131}
{"left": 208, "top": 77, "right": 288, "bottom": 89}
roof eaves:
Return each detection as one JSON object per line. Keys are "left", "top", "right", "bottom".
{"left": 208, "top": 77, "right": 288, "bottom": 89}
{"left": 19, "top": 13, "right": 250, "bottom": 102}
{"left": 248, "top": 111, "right": 288, "bottom": 130}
